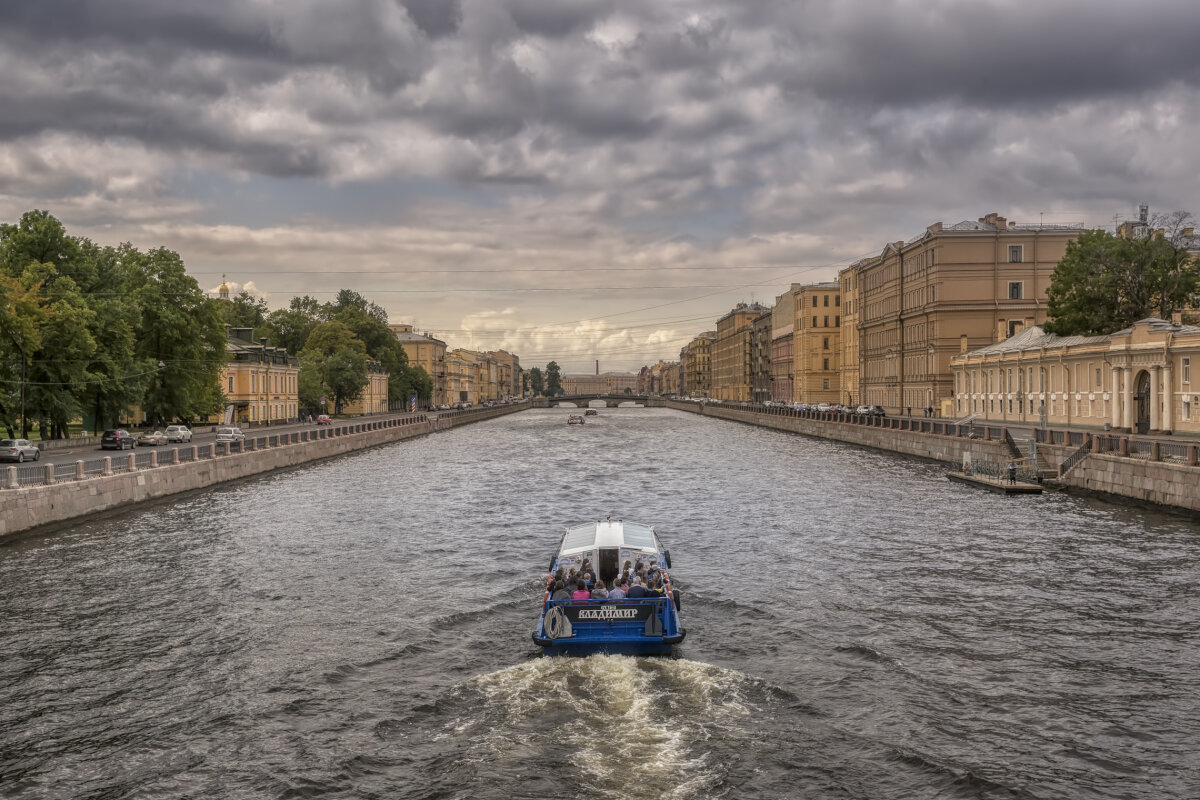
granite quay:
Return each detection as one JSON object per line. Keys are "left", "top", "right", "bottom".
{"left": 0, "top": 402, "right": 529, "bottom": 539}
{"left": 665, "top": 399, "right": 1200, "bottom": 517}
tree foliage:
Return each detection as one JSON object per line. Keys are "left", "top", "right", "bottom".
{"left": 1045, "top": 225, "right": 1199, "bottom": 337}
{"left": 544, "top": 361, "right": 563, "bottom": 396}
{"left": 298, "top": 321, "right": 369, "bottom": 413}
{"left": 528, "top": 366, "right": 544, "bottom": 396}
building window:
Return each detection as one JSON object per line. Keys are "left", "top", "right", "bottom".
{"left": 824, "top": 316, "right": 829, "bottom": 327}
{"left": 835, "top": 295, "right": 841, "bottom": 306}
{"left": 1095, "top": 367, "right": 1102, "bottom": 388}
{"left": 812, "top": 296, "right": 818, "bottom": 307}
{"left": 823, "top": 358, "right": 829, "bottom": 370}
{"left": 813, "top": 316, "right": 818, "bottom": 328}
{"left": 823, "top": 379, "right": 830, "bottom": 389}
{"left": 822, "top": 337, "right": 829, "bottom": 350}
{"left": 835, "top": 316, "right": 840, "bottom": 327}
{"left": 1184, "top": 357, "right": 1191, "bottom": 384}
{"left": 1007, "top": 320, "right": 1022, "bottom": 338}
{"left": 228, "top": 376, "right": 234, "bottom": 392}
{"left": 1008, "top": 281, "right": 1023, "bottom": 300}
{"left": 1009, "top": 245, "right": 1023, "bottom": 263}
{"left": 823, "top": 295, "right": 829, "bottom": 307}
{"left": 1185, "top": 401, "right": 1192, "bottom": 421}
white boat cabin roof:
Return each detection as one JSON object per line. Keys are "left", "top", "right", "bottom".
{"left": 559, "top": 519, "right": 659, "bottom": 557}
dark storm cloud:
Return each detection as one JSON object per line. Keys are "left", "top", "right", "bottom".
{"left": 397, "top": 0, "right": 463, "bottom": 38}
{"left": 503, "top": 0, "right": 615, "bottom": 38}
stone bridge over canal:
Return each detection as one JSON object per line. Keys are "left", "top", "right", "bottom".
{"left": 531, "top": 394, "right": 666, "bottom": 408}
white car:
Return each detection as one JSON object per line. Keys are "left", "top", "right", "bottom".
{"left": 214, "top": 427, "right": 245, "bottom": 443}
{"left": 165, "top": 425, "right": 192, "bottom": 443}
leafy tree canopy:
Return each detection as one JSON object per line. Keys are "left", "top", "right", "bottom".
{"left": 299, "top": 320, "right": 369, "bottom": 413}
{"left": 544, "top": 361, "right": 563, "bottom": 397}
{"left": 1045, "top": 223, "right": 1199, "bottom": 336}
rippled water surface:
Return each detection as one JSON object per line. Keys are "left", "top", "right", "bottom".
{"left": 2, "top": 407, "right": 1199, "bottom": 799}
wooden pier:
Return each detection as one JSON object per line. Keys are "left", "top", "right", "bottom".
{"left": 946, "top": 471, "right": 1044, "bottom": 495}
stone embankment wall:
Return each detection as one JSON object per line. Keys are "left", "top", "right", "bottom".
{"left": 1063, "top": 454, "right": 1200, "bottom": 514}
{"left": 1, "top": 403, "right": 527, "bottom": 539}
{"left": 667, "top": 401, "right": 1013, "bottom": 465}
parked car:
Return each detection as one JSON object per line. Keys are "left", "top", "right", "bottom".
{"left": 214, "top": 427, "right": 246, "bottom": 442}
{"left": 0, "top": 438, "right": 40, "bottom": 462}
{"left": 315, "top": 414, "right": 332, "bottom": 425}
{"left": 137, "top": 430, "right": 167, "bottom": 446}
{"left": 855, "top": 405, "right": 872, "bottom": 415}
{"left": 101, "top": 429, "right": 137, "bottom": 450}
{"left": 816, "top": 403, "right": 832, "bottom": 412}
{"left": 868, "top": 405, "right": 887, "bottom": 417}
{"left": 165, "top": 425, "right": 192, "bottom": 443}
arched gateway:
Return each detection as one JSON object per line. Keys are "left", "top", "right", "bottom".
{"left": 1135, "top": 370, "right": 1151, "bottom": 434}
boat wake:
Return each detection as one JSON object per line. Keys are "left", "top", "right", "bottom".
{"left": 415, "top": 657, "right": 758, "bottom": 799}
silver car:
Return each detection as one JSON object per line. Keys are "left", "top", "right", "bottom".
{"left": 214, "top": 427, "right": 245, "bottom": 443}
{"left": 0, "top": 438, "right": 40, "bottom": 462}
{"left": 165, "top": 425, "right": 192, "bottom": 443}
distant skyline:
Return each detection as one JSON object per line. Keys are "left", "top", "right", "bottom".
{"left": 2, "top": 0, "right": 1197, "bottom": 371}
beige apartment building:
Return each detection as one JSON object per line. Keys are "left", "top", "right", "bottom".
{"left": 712, "top": 303, "right": 768, "bottom": 402}
{"left": 951, "top": 318, "right": 1200, "bottom": 435}
{"left": 770, "top": 286, "right": 800, "bottom": 403}
{"left": 751, "top": 311, "right": 773, "bottom": 404}
{"left": 857, "top": 212, "right": 1085, "bottom": 414}
{"left": 838, "top": 262, "right": 866, "bottom": 407}
{"left": 562, "top": 372, "right": 639, "bottom": 394}
{"left": 792, "top": 283, "right": 841, "bottom": 404}
{"left": 390, "top": 324, "right": 446, "bottom": 404}
{"left": 684, "top": 332, "right": 716, "bottom": 396}
{"left": 210, "top": 327, "right": 300, "bottom": 424}
{"left": 487, "top": 350, "right": 521, "bottom": 398}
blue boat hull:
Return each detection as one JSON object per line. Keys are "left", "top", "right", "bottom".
{"left": 532, "top": 597, "right": 685, "bottom": 657}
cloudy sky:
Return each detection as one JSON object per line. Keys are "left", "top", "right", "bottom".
{"left": 2, "top": 0, "right": 1197, "bottom": 372}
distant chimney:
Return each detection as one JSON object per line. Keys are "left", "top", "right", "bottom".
{"left": 596, "top": 360, "right": 599, "bottom": 375}
{"left": 1139, "top": 204, "right": 1149, "bottom": 223}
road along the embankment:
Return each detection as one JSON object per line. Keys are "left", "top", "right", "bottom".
{"left": 0, "top": 403, "right": 529, "bottom": 540}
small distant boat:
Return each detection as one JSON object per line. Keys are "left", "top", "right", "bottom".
{"left": 567, "top": 415, "right": 585, "bottom": 425}
{"left": 533, "top": 519, "right": 685, "bottom": 656}
{"left": 584, "top": 409, "right": 599, "bottom": 416}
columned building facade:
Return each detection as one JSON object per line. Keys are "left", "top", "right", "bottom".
{"left": 951, "top": 319, "right": 1200, "bottom": 435}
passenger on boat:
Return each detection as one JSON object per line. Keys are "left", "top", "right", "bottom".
{"left": 622, "top": 560, "right": 633, "bottom": 576}
{"left": 608, "top": 579, "right": 628, "bottom": 600}
{"left": 627, "top": 577, "right": 649, "bottom": 599}
{"left": 572, "top": 582, "right": 591, "bottom": 601}
{"left": 551, "top": 580, "right": 572, "bottom": 601}
{"left": 590, "top": 580, "right": 609, "bottom": 599}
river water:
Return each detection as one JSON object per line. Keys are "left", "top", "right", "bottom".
{"left": 2, "top": 407, "right": 1198, "bottom": 799}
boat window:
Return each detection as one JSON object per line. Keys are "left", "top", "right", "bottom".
{"left": 622, "top": 528, "right": 656, "bottom": 549}
{"left": 562, "top": 527, "right": 596, "bottom": 550}
{"left": 599, "top": 548, "right": 619, "bottom": 582}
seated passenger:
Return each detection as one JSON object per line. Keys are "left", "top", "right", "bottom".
{"left": 572, "top": 582, "right": 591, "bottom": 601}
{"left": 627, "top": 578, "right": 649, "bottom": 599}
{"left": 550, "top": 580, "right": 572, "bottom": 601}
{"left": 590, "top": 580, "right": 609, "bottom": 599}
{"left": 608, "top": 579, "right": 628, "bottom": 600}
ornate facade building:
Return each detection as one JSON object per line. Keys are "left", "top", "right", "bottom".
{"left": 770, "top": 286, "right": 800, "bottom": 403}
{"left": 951, "top": 318, "right": 1200, "bottom": 434}
{"left": 751, "top": 311, "right": 773, "bottom": 404}
{"left": 856, "top": 212, "right": 1084, "bottom": 414}
{"left": 683, "top": 332, "right": 715, "bottom": 397}
{"left": 792, "top": 283, "right": 841, "bottom": 404}
{"left": 838, "top": 262, "right": 866, "bottom": 407}
{"left": 712, "top": 303, "right": 768, "bottom": 402}
{"left": 389, "top": 324, "right": 446, "bottom": 405}
{"left": 212, "top": 327, "right": 300, "bottom": 424}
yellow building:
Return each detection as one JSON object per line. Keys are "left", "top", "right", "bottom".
{"left": 792, "top": 283, "right": 841, "bottom": 404}
{"left": 857, "top": 212, "right": 1084, "bottom": 414}
{"left": 951, "top": 318, "right": 1200, "bottom": 435}
{"left": 210, "top": 327, "right": 300, "bottom": 424}
{"left": 684, "top": 332, "right": 715, "bottom": 396}
{"left": 487, "top": 350, "right": 522, "bottom": 399}
{"left": 712, "top": 303, "right": 768, "bottom": 402}
{"left": 390, "top": 324, "right": 446, "bottom": 404}
{"left": 562, "top": 373, "right": 639, "bottom": 395}
{"left": 770, "top": 286, "right": 800, "bottom": 403}
{"left": 838, "top": 261, "right": 867, "bottom": 407}
{"left": 342, "top": 361, "right": 390, "bottom": 415}
{"left": 446, "top": 349, "right": 480, "bottom": 405}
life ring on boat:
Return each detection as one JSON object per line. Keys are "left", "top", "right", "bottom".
{"left": 544, "top": 606, "right": 573, "bottom": 639}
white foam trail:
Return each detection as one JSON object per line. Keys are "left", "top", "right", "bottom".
{"left": 456, "top": 657, "right": 753, "bottom": 798}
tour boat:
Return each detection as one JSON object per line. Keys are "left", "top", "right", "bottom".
{"left": 567, "top": 415, "right": 585, "bottom": 425}
{"left": 584, "top": 409, "right": 599, "bottom": 416}
{"left": 533, "top": 519, "right": 686, "bottom": 656}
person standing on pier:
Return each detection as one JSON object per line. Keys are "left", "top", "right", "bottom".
{"left": 1008, "top": 460, "right": 1018, "bottom": 485}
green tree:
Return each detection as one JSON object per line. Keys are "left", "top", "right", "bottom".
{"left": 219, "top": 289, "right": 269, "bottom": 334}
{"left": 130, "top": 247, "right": 227, "bottom": 425}
{"left": 528, "top": 366, "right": 544, "bottom": 396}
{"left": 0, "top": 274, "right": 47, "bottom": 437}
{"left": 299, "top": 321, "right": 369, "bottom": 413}
{"left": 544, "top": 361, "right": 563, "bottom": 397}
{"left": 262, "top": 297, "right": 322, "bottom": 356}
{"left": 1045, "top": 228, "right": 1199, "bottom": 336}
{"left": 80, "top": 242, "right": 143, "bottom": 433}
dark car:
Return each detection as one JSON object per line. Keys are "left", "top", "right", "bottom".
{"left": 0, "top": 439, "right": 40, "bottom": 462}
{"left": 101, "top": 429, "right": 137, "bottom": 450}
{"left": 868, "top": 405, "right": 887, "bottom": 417}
